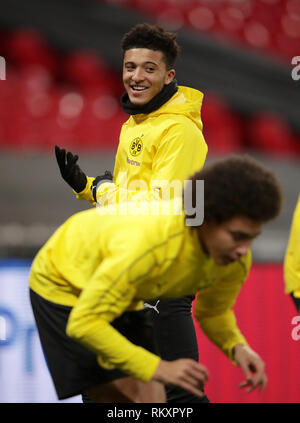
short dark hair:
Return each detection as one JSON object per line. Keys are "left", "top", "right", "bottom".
{"left": 121, "top": 23, "right": 181, "bottom": 69}
{"left": 187, "top": 155, "right": 283, "bottom": 225}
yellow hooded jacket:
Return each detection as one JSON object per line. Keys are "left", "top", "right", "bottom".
{"left": 75, "top": 86, "right": 208, "bottom": 205}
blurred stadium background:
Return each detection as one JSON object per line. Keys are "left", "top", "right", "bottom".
{"left": 0, "top": 0, "right": 299, "bottom": 403}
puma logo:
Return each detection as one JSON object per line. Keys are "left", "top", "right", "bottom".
{"left": 144, "top": 300, "right": 160, "bottom": 314}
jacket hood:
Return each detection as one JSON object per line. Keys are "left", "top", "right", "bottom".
{"left": 138, "top": 86, "right": 204, "bottom": 131}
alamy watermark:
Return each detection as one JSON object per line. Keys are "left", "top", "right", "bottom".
{"left": 291, "top": 56, "right": 300, "bottom": 81}
{"left": 95, "top": 173, "right": 204, "bottom": 226}
{"left": 0, "top": 56, "right": 6, "bottom": 80}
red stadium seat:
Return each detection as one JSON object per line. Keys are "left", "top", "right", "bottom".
{"left": 202, "top": 93, "right": 244, "bottom": 153}
{"left": 70, "top": 90, "right": 126, "bottom": 149}
{"left": 4, "top": 29, "right": 57, "bottom": 72}
{"left": 62, "top": 50, "right": 122, "bottom": 96}
{"left": 248, "top": 113, "right": 298, "bottom": 155}
{"left": 201, "top": 92, "right": 231, "bottom": 128}
{"left": 157, "top": 8, "right": 185, "bottom": 31}
{"left": 185, "top": 5, "right": 216, "bottom": 33}
{"left": 118, "top": 0, "right": 298, "bottom": 63}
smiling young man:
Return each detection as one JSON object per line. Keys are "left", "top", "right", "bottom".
{"left": 55, "top": 23, "right": 208, "bottom": 403}
{"left": 30, "top": 155, "right": 282, "bottom": 402}
{"left": 123, "top": 48, "right": 174, "bottom": 106}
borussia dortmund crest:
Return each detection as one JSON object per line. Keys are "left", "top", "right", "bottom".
{"left": 129, "top": 137, "right": 143, "bottom": 157}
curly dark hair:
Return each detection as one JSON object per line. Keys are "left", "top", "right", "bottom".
{"left": 121, "top": 23, "right": 181, "bottom": 69}
{"left": 186, "top": 155, "right": 283, "bottom": 225}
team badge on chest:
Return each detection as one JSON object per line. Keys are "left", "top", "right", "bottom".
{"left": 129, "top": 137, "right": 143, "bottom": 157}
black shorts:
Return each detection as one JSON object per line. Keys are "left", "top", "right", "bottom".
{"left": 146, "top": 296, "right": 210, "bottom": 403}
{"left": 30, "top": 289, "right": 159, "bottom": 400}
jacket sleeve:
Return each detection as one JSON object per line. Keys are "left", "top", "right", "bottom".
{"left": 73, "top": 172, "right": 153, "bottom": 209}
{"left": 74, "top": 176, "right": 96, "bottom": 205}
{"left": 193, "top": 259, "right": 251, "bottom": 364}
{"left": 65, "top": 237, "right": 161, "bottom": 382}
{"left": 74, "top": 176, "right": 120, "bottom": 207}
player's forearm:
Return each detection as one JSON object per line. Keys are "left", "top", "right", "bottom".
{"left": 196, "top": 310, "right": 248, "bottom": 363}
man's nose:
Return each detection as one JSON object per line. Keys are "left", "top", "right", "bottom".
{"left": 235, "top": 242, "right": 251, "bottom": 257}
{"left": 132, "top": 67, "right": 144, "bottom": 82}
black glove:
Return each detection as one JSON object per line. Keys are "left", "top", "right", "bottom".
{"left": 55, "top": 145, "right": 87, "bottom": 193}
{"left": 91, "top": 171, "right": 113, "bottom": 202}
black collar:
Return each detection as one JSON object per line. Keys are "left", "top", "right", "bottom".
{"left": 120, "top": 79, "right": 178, "bottom": 115}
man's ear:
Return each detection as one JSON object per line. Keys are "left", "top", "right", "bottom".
{"left": 165, "top": 69, "right": 175, "bottom": 84}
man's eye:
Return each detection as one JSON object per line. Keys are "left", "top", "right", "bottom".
{"left": 146, "top": 67, "right": 155, "bottom": 72}
{"left": 233, "top": 236, "right": 242, "bottom": 241}
{"left": 231, "top": 233, "right": 245, "bottom": 241}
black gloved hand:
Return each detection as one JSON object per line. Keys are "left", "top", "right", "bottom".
{"left": 91, "top": 171, "right": 113, "bottom": 202}
{"left": 55, "top": 145, "right": 87, "bottom": 193}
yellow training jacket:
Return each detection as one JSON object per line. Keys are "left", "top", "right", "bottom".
{"left": 29, "top": 206, "right": 251, "bottom": 383}
{"left": 75, "top": 86, "right": 207, "bottom": 205}
{"left": 284, "top": 195, "right": 300, "bottom": 297}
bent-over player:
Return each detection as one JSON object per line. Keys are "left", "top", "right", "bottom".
{"left": 30, "top": 155, "right": 282, "bottom": 402}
